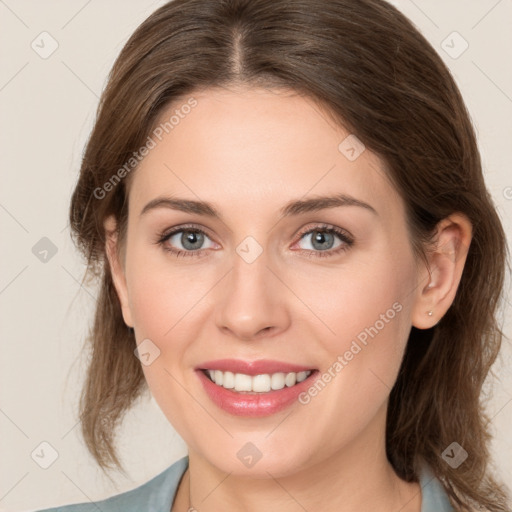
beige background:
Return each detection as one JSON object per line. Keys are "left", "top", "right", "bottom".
{"left": 0, "top": 1, "right": 511, "bottom": 510}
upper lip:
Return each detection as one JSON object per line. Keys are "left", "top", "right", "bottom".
{"left": 196, "top": 359, "right": 316, "bottom": 376}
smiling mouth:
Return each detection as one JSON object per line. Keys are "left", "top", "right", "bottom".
{"left": 201, "top": 369, "right": 315, "bottom": 393}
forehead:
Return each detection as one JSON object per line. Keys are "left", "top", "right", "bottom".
{"left": 128, "top": 86, "right": 402, "bottom": 221}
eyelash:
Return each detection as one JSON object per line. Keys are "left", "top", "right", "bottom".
{"left": 155, "top": 223, "right": 354, "bottom": 259}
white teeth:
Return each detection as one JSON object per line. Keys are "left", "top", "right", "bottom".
{"left": 252, "top": 374, "right": 271, "bottom": 392}
{"left": 205, "top": 369, "right": 313, "bottom": 393}
{"left": 234, "top": 373, "right": 252, "bottom": 391}
{"left": 296, "top": 371, "right": 309, "bottom": 383}
{"left": 223, "top": 371, "right": 235, "bottom": 389}
{"left": 271, "top": 372, "right": 285, "bottom": 390}
{"left": 285, "top": 372, "right": 296, "bottom": 387}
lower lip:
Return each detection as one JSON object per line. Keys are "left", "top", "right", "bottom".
{"left": 196, "top": 370, "right": 317, "bottom": 417}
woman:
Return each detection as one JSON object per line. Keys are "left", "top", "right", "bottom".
{"left": 39, "top": 0, "right": 510, "bottom": 510}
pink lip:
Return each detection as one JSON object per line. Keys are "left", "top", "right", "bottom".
{"left": 196, "top": 359, "right": 315, "bottom": 376}
{"left": 195, "top": 359, "right": 317, "bottom": 417}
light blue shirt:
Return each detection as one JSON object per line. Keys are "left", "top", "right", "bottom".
{"left": 38, "top": 456, "right": 454, "bottom": 511}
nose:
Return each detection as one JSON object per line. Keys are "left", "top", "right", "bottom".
{"left": 215, "top": 249, "right": 291, "bottom": 341}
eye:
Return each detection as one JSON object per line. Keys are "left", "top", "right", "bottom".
{"left": 293, "top": 224, "right": 354, "bottom": 258}
{"left": 155, "top": 223, "right": 354, "bottom": 259}
{"left": 156, "top": 224, "right": 217, "bottom": 258}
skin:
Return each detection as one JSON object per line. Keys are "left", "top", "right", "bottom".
{"left": 104, "top": 85, "right": 472, "bottom": 512}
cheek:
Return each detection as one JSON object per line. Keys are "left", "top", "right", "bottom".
{"left": 307, "top": 248, "right": 415, "bottom": 395}
{"left": 128, "top": 279, "right": 173, "bottom": 341}
{"left": 125, "top": 256, "right": 205, "bottom": 438}
{"left": 125, "top": 243, "right": 211, "bottom": 340}
{"left": 124, "top": 247, "right": 214, "bottom": 412}
{"left": 309, "top": 250, "right": 412, "bottom": 342}
{"left": 289, "top": 259, "right": 414, "bottom": 459}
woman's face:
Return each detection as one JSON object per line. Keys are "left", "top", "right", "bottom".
{"left": 110, "top": 86, "right": 427, "bottom": 477}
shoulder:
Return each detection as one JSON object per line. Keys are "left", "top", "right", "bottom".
{"left": 36, "top": 456, "right": 189, "bottom": 512}
{"left": 418, "top": 463, "right": 455, "bottom": 512}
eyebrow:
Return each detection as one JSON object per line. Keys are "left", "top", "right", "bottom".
{"left": 139, "top": 193, "right": 378, "bottom": 219}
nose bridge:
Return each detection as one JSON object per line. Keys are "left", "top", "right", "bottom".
{"left": 214, "top": 237, "right": 289, "bottom": 340}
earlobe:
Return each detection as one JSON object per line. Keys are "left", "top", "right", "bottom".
{"left": 104, "top": 215, "right": 134, "bottom": 328}
{"left": 411, "top": 213, "right": 472, "bottom": 330}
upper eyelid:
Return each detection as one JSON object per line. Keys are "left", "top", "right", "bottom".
{"left": 161, "top": 223, "right": 215, "bottom": 241}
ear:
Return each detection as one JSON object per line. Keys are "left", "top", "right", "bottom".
{"left": 104, "top": 215, "right": 134, "bottom": 328}
{"left": 411, "top": 213, "right": 472, "bottom": 329}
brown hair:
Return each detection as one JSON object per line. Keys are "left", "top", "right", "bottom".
{"left": 69, "top": 0, "right": 510, "bottom": 509}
